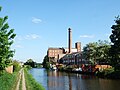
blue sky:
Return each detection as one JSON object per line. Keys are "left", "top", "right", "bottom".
{"left": 0, "top": 0, "right": 120, "bottom": 63}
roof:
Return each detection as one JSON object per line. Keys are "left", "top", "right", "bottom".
{"left": 48, "top": 47, "right": 64, "bottom": 50}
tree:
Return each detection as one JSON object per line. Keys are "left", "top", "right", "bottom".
{"left": 24, "top": 59, "right": 36, "bottom": 68}
{"left": 13, "top": 60, "right": 21, "bottom": 72}
{"left": 83, "top": 42, "right": 98, "bottom": 64}
{"left": 109, "top": 16, "right": 120, "bottom": 70}
{"left": 42, "top": 55, "right": 50, "bottom": 69}
{"left": 83, "top": 40, "right": 111, "bottom": 64}
{"left": 0, "top": 6, "right": 16, "bottom": 70}
{"left": 97, "top": 40, "right": 111, "bottom": 64}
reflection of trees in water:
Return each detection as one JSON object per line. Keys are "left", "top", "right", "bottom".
{"left": 66, "top": 73, "right": 99, "bottom": 90}
{"left": 46, "top": 70, "right": 120, "bottom": 90}
{"left": 99, "top": 79, "right": 120, "bottom": 90}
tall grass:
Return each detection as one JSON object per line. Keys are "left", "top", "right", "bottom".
{"left": 24, "top": 68, "right": 45, "bottom": 90}
{"left": 0, "top": 71, "right": 18, "bottom": 90}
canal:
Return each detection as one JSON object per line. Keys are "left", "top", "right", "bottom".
{"left": 29, "top": 68, "right": 120, "bottom": 90}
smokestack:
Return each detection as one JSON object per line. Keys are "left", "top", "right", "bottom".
{"left": 68, "top": 28, "right": 72, "bottom": 53}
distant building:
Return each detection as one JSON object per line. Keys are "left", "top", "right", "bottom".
{"left": 60, "top": 52, "right": 91, "bottom": 65}
{"left": 47, "top": 48, "right": 65, "bottom": 62}
{"left": 47, "top": 44, "right": 81, "bottom": 63}
{"left": 47, "top": 28, "right": 81, "bottom": 63}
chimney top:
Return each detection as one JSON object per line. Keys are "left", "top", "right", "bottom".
{"left": 68, "top": 28, "right": 71, "bottom": 31}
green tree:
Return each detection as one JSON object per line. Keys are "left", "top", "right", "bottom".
{"left": 42, "top": 55, "right": 50, "bottom": 69}
{"left": 0, "top": 6, "right": 16, "bottom": 70}
{"left": 13, "top": 60, "right": 21, "bottom": 72}
{"left": 97, "top": 40, "right": 111, "bottom": 64}
{"left": 83, "top": 40, "right": 111, "bottom": 64}
{"left": 83, "top": 42, "right": 98, "bottom": 64}
{"left": 109, "top": 16, "right": 120, "bottom": 70}
{"left": 24, "top": 59, "right": 36, "bottom": 68}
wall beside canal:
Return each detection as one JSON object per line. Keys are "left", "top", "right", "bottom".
{"left": 5, "top": 65, "right": 13, "bottom": 73}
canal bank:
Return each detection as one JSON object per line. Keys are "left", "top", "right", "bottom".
{"left": 30, "top": 68, "right": 120, "bottom": 90}
{"left": 24, "top": 68, "right": 45, "bottom": 90}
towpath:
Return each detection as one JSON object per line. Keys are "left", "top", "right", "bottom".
{"left": 15, "top": 68, "right": 26, "bottom": 90}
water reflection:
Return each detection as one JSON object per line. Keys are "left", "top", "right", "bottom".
{"left": 46, "top": 70, "right": 98, "bottom": 90}
{"left": 30, "top": 68, "right": 120, "bottom": 90}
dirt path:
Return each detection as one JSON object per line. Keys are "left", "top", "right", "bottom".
{"left": 22, "top": 69, "right": 26, "bottom": 90}
{"left": 16, "top": 69, "right": 22, "bottom": 90}
{"left": 15, "top": 68, "right": 26, "bottom": 90}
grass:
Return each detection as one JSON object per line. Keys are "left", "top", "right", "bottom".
{"left": 0, "top": 71, "right": 18, "bottom": 90}
{"left": 24, "top": 68, "right": 45, "bottom": 90}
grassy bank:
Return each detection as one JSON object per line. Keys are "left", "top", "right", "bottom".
{"left": 24, "top": 68, "right": 45, "bottom": 90}
{"left": 0, "top": 71, "right": 18, "bottom": 90}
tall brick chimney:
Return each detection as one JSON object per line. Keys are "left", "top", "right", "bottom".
{"left": 68, "top": 28, "right": 72, "bottom": 53}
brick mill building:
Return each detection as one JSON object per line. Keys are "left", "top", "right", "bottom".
{"left": 47, "top": 47, "right": 65, "bottom": 62}
{"left": 47, "top": 28, "right": 82, "bottom": 64}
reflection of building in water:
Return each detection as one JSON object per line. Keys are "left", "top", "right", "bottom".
{"left": 47, "top": 71, "right": 85, "bottom": 90}
{"left": 47, "top": 71, "right": 66, "bottom": 90}
{"left": 68, "top": 76, "right": 72, "bottom": 90}
{"left": 47, "top": 71, "right": 74, "bottom": 90}
{"left": 47, "top": 70, "right": 103, "bottom": 90}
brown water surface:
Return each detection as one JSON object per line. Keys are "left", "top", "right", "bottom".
{"left": 30, "top": 68, "right": 120, "bottom": 90}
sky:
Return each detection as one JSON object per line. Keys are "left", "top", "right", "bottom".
{"left": 0, "top": 0, "right": 120, "bottom": 63}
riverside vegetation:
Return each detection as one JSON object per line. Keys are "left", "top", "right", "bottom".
{"left": 24, "top": 68, "right": 45, "bottom": 90}
{"left": 0, "top": 66, "right": 45, "bottom": 90}
{"left": 0, "top": 6, "right": 45, "bottom": 90}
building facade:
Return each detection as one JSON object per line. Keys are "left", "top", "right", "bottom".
{"left": 47, "top": 48, "right": 65, "bottom": 62}
{"left": 60, "top": 52, "right": 91, "bottom": 65}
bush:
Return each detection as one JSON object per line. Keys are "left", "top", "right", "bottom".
{"left": 13, "top": 61, "right": 21, "bottom": 72}
{"left": 96, "top": 67, "right": 120, "bottom": 79}
{"left": 25, "top": 65, "right": 32, "bottom": 70}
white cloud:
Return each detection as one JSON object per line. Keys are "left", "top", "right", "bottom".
{"left": 14, "top": 34, "right": 41, "bottom": 41}
{"left": 80, "top": 35, "right": 95, "bottom": 38}
{"left": 25, "top": 34, "right": 40, "bottom": 40}
{"left": 15, "top": 45, "right": 23, "bottom": 48}
{"left": 32, "top": 17, "right": 42, "bottom": 23}
{"left": 16, "top": 36, "right": 23, "bottom": 41}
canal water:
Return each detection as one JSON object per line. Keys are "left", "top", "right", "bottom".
{"left": 29, "top": 68, "right": 120, "bottom": 90}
